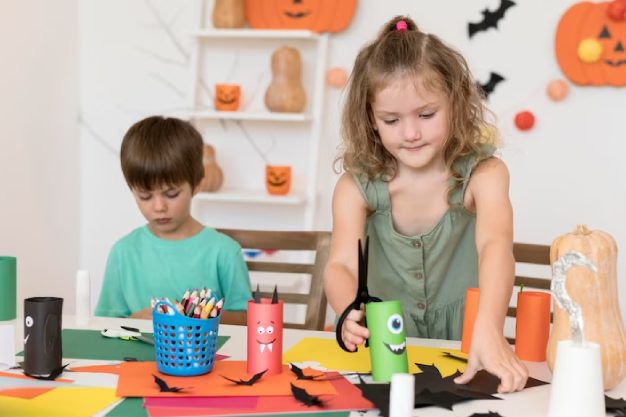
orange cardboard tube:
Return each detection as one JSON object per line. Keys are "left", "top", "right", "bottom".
{"left": 515, "top": 291, "right": 551, "bottom": 361}
{"left": 461, "top": 287, "right": 479, "bottom": 354}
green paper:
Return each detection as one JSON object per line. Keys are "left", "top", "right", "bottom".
{"left": 105, "top": 398, "right": 147, "bottom": 417}
{"left": 0, "top": 257, "right": 16, "bottom": 320}
{"left": 18, "top": 329, "right": 229, "bottom": 361}
{"left": 365, "top": 300, "right": 409, "bottom": 382}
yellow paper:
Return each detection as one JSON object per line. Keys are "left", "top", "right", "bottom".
{"left": 283, "top": 337, "right": 467, "bottom": 377}
{"left": 0, "top": 387, "right": 118, "bottom": 417}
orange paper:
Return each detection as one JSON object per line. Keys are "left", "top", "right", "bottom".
{"left": 515, "top": 291, "right": 551, "bottom": 361}
{"left": 0, "top": 387, "right": 54, "bottom": 399}
{"left": 68, "top": 364, "right": 121, "bottom": 374}
{"left": 0, "top": 371, "right": 73, "bottom": 383}
{"left": 461, "top": 287, "right": 479, "bottom": 353}
{"left": 116, "top": 361, "right": 336, "bottom": 398}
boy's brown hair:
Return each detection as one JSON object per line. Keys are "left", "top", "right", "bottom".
{"left": 120, "top": 116, "right": 204, "bottom": 191}
{"left": 337, "top": 15, "right": 495, "bottom": 198}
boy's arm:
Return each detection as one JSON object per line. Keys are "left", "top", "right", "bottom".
{"left": 323, "top": 173, "right": 370, "bottom": 350}
{"left": 94, "top": 247, "right": 131, "bottom": 318}
{"left": 455, "top": 157, "right": 528, "bottom": 392}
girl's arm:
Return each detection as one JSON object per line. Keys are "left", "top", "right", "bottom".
{"left": 323, "top": 173, "right": 370, "bottom": 351}
{"left": 454, "top": 157, "right": 529, "bottom": 393}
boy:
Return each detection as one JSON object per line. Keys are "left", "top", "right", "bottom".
{"left": 95, "top": 116, "right": 252, "bottom": 321}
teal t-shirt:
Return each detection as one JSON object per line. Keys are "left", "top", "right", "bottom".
{"left": 95, "top": 226, "right": 252, "bottom": 317}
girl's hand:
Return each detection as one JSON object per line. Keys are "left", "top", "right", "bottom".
{"left": 129, "top": 307, "right": 153, "bottom": 320}
{"left": 454, "top": 324, "right": 528, "bottom": 393}
{"left": 341, "top": 308, "right": 370, "bottom": 352}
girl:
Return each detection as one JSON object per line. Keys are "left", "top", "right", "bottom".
{"left": 323, "top": 16, "right": 528, "bottom": 393}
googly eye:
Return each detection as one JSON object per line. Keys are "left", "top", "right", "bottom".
{"left": 387, "top": 314, "right": 403, "bottom": 334}
{"left": 257, "top": 326, "right": 265, "bottom": 334}
{"left": 266, "top": 326, "right": 274, "bottom": 334}
{"left": 25, "top": 316, "right": 34, "bottom": 328}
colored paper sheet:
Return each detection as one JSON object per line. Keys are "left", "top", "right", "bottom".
{"left": 148, "top": 410, "right": 350, "bottom": 417}
{"left": 145, "top": 395, "right": 258, "bottom": 409}
{"left": 17, "top": 329, "right": 229, "bottom": 361}
{"left": 69, "top": 364, "right": 122, "bottom": 374}
{"left": 144, "top": 373, "right": 373, "bottom": 417}
{"left": 0, "top": 387, "right": 118, "bottom": 417}
{"left": 0, "top": 370, "right": 73, "bottom": 382}
{"left": 117, "top": 361, "right": 336, "bottom": 398}
{"left": 106, "top": 398, "right": 149, "bottom": 417}
{"left": 0, "top": 387, "right": 54, "bottom": 399}
{"left": 283, "top": 337, "right": 468, "bottom": 377}
{"left": 0, "top": 376, "right": 71, "bottom": 390}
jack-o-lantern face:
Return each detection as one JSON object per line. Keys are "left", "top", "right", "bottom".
{"left": 244, "top": 0, "right": 357, "bottom": 33}
{"left": 215, "top": 84, "right": 241, "bottom": 111}
{"left": 265, "top": 165, "right": 291, "bottom": 195}
{"left": 556, "top": 1, "right": 626, "bottom": 86}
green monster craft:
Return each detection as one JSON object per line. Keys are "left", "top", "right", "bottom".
{"left": 365, "top": 300, "right": 408, "bottom": 382}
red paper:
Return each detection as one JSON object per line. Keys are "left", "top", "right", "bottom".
{"left": 116, "top": 361, "right": 336, "bottom": 397}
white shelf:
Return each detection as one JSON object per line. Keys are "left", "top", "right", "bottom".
{"left": 195, "top": 189, "right": 306, "bottom": 205}
{"left": 185, "top": 110, "right": 312, "bottom": 122}
{"left": 194, "top": 29, "right": 320, "bottom": 40}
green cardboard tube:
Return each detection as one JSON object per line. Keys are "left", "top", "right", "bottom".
{"left": 0, "top": 257, "right": 16, "bottom": 320}
{"left": 365, "top": 300, "right": 408, "bottom": 382}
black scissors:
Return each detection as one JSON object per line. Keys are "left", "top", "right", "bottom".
{"left": 335, "top": 237, "right": 382, "bottom": 352}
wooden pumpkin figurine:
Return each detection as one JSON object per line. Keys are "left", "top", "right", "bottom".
{"left": 212, "top": 0, "right": 246, "bottom": 29}
{"left": 245, "top": 0, "right": 358, "bottom": 33}
{"left": 546, "top": 224, "right": 626, "bottom": 389}
{"left": 555, "top": 1, "right": 626, "bottom": 86}
{"left": 264, "top": 47, "right": 306, "bottom": 113}
{"left": 199, "top": 144, "right": 224, "bottom": 193}
{"left": 265, "top": 165, "right": 291, "bottom": 195}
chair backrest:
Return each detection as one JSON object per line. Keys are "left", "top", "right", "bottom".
{"left": 217, "top": 228, "right": 331, "bottom": 331}
{"left": 506, "top": 243, "right": 552, "bottom": 343}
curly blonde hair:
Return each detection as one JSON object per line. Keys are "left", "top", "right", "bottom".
{"left": 336, "top": 15, "right": 496, "bottom": 200}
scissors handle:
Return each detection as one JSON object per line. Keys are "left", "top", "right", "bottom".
{"left": 335, "top": 302, "right": 359, "bottom": 352}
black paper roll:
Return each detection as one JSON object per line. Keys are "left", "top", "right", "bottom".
{"left": 23, "top": 297, "right": 63, "bottom": 376}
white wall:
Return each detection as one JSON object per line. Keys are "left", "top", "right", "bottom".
{"left": 78, "top": 0, "right": 626, "bottom": 322}
{"left": 0, "top": 0, "right": 80, "bottom": 315}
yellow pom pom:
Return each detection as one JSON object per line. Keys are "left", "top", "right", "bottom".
{"left": 577, "top": 38, "right": 603, "bottom": 63}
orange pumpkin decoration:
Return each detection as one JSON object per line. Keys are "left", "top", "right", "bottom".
{"left": 244, "top": 0, "right": 358, "bottom": 33}
{"left": 215, "top": 84, "right": 241, "bottom": 111}
{"left": 555, "top": 1, "right": 626, "bottom": 86}
{"left": 265, "top": 165, "right": 291, "bottom": 195}
{"left": 547, "top": 225, "right": 626, "bottom": 389}
{"left": 264, "top": 47, "right": 306, "bottom": 113}
{"left": 212, "top": 0, "right": 246, "bottom": 28}
{"left": 199, "top": 144, "right": 224, "bottom": 192}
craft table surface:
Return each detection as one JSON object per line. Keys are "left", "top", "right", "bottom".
{"left": 3, "top": 315, "right": 626, "bottom": 417}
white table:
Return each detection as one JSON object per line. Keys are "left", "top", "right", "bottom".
{"left": 3, "top": 315, "right": 626, "bottom": 417}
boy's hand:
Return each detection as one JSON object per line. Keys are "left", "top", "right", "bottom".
{"left": 129, "top": 307, "right": 153, "bottom": 320}
{"left": 341, "top": 307, "right": 370, "bottom": 352}
{"left": 454, "top": 324, "right": 528, "bottom": 393}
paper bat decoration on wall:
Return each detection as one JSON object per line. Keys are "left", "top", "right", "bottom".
{"left": 153, "top": 374, "right": 187, "bottom": 393}
{"left": 291, "top": 383, "right": 324, "bottom": 407}
{"left": 221, "top": 368, "right": 268, "bottom": 385}
{"left": 288, "top": 363, "right": 327, "bottom": 381}
{"left": 477, "top": 72, "right": 505, "bottom": 100}
{"left": 468, "top": 0, "right": 516, "bottom": 38}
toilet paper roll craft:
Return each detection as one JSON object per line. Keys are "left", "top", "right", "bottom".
{"left": 247, "top": 285, "right": 284, "bottom": 375}
{"left": 23, "top": 297, "right": 64, "bottom": 379}
{"left": 365, "top": 300, "right": 409, "bottom": 382}
{"left": 335, "top": 237, "right": 382, "bottom": 352}
{"left": 468, "top": 0, "right": 516, "bottom": 38}
{"left": 222, "top": 368, "right": 268, "bottom": 385}
{"left": 291, "top": 383, "right": 323, "bottom": 407}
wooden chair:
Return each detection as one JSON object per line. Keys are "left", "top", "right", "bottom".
{"left": 217, "top": 228, "right": 331, "bottom": 331}
{"left": 506, "top": 243, "right": 552, "bottom": 343}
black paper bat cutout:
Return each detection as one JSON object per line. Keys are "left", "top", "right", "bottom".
{"left": 153, "top": 374, "right": 187, "bottom": 393}
{"left": 606, "top": 395, "right": 626, "bottom": 411}
{"left": 24, "top": 363, "right": 69, "bottom": 381}
{"left": 468, "top": 0, "right": 516, "bottom": 38}
{"left": 477, "top": 72, "right": 505, "bottom": 99}
{"left": 288, "top": 363, "right": 328, "bottom": 380}
{"left": 291, "top": 383, "right": 324, "bottom": 407}
{"left": 469, "top": 413, "right": 504, "bottom": 417}
{"left": 221, "top": 368, "right": 268, "bottom": 385}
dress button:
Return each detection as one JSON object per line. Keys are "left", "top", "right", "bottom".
{"left": 416, "top": 272, "right": 423, "bottom": 280}
{"left": 417, "top": 302, "right": 426, "bottom": 310}
{"left": 413, "top": 240, "right": 422, "bottom": 249}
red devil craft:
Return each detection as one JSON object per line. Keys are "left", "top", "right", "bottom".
{"left": 247, "top": 285, "right": 283, "bottom": 375}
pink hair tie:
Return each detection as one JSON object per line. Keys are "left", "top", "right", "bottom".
{"left": 396, "top": 20, "right": 408, "bottom": 31}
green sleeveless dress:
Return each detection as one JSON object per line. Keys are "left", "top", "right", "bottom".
{"left": 354, "top": 147, "right": 495, "bottom": 340}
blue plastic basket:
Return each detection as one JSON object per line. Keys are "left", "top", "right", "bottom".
{"left": 152, "top": 300, "right": 221, "bottom": 376}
